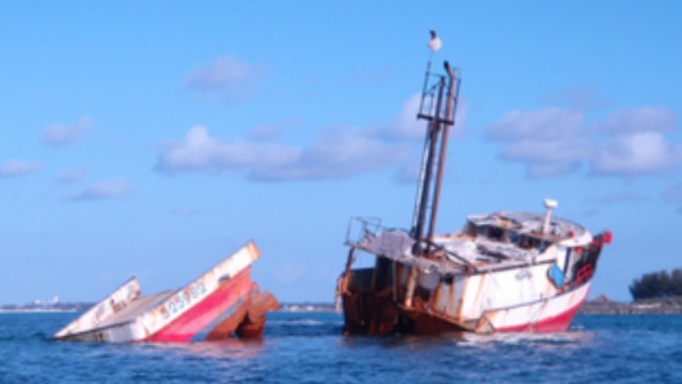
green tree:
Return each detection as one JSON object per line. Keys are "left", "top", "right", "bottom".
{"left": 630, "top": 268, "right": 682, "bottom": 300}
{"left": 672, "top": 268, "right": 682, "bottom": 296}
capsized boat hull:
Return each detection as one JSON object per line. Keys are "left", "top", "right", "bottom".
{"left": 54, "top": 241, "right": 279, "bottom": 343}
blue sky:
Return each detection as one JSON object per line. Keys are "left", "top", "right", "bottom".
{"left": 2, "top": 2, "right": 681, "bottom": 304}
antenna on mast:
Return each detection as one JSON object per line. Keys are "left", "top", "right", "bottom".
{"left": 428, "top": 29, "right": 442, "bottom": 62}
{"left": 410, "top": 30, "right": 462, "bottom": 255}
{"left": 418, "top": 30, "right": 443, "bottom": 118}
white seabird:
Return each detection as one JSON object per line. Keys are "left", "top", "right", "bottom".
{"left": 428, "top": 30, "right": 442, "bottom": 52}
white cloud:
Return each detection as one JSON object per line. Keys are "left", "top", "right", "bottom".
{"left": 184, "top": 55, "right": 263, "bottom": 103}
{"left": 500, "top": 138, "right": 593, "bottom": 178}
{"left": 156, "top": 124, "right": 412, "bottom": 181}
{"left": 65, "top": 178, "right": 131, "bottom": 201}
{"left": 156, "top": 125, "right": 300, "bottom": 175}
{"left": 54, "top": 166, "right": 89, "bottom": 184}
{"left": 592, "top": 107, "right": 676, "bottom": 135}
{"left": 395, "top": 162, "right": 421, "bottom": 184}
{"left": 501, "top": 138, "right": 594, "bottom": 164}
{"left": 491, "top": 110, "right": 594, "bottom": 178}
{"left": 42, "top": 116, "right": 90, "bottom": 146}
{"left": 380, "top": 93, "right": 427, "bottom": 140}
{"left": 0, "top": 159, "right": 42, "bottom": 177}
{"left": 487, "top": 105, "right": 681, "bottom": 178}
{"left": 251, "top": 126, "right": 410, "bottom": 181}
{"left": 488, "top": 108, "right": 584, "bottom": 141}
{"left": 157, "top": 91, "right": 467, "bottom": 182}
{"left": 376, "top": 93, "right": 468, "bottom": 141}
{"left": 593, "top": 132, "right": 682, "bottom": 176}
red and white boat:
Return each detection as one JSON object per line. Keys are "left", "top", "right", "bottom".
{"left": 335, "top": 32, "right": 611, "bottom": 335}
{"left": 54, "top": 241, "right": 278, "bottom": 342}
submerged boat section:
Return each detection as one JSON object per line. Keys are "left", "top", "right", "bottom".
{"left": 54, "top": 241, "right": 278, "bottom": 343}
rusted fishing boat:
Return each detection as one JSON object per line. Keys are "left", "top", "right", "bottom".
{"left": 335, "top": 32, "right": 611, "bottom": 335}
{"left": 54, "top": 241, "right": 278, "bottom": 342}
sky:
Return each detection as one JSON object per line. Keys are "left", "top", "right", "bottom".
{"left": 1, "top": 2, "right": 681, "bottom": 304}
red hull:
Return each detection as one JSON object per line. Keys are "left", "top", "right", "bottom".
{"left": 494, "top": 298, "right": 585, "bottom": 333}
{"left": 145, "top": 268, "right": 254, "bottom": 342}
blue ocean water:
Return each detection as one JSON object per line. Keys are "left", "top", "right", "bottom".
{"left": 0, "top": 311, "right": 680, "bottom": 383}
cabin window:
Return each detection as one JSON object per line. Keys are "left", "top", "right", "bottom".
{"left": 518, "top": 235, "right": 542, "bottom": 250}
{"left": 518, "top": 235, "right": 531, "bottom": 249}
{"left": 487, "top": 226, "right": 505, "bottom": 241}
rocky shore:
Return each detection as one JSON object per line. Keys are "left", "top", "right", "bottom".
{"left": 579, "top": 295, "right": 682, "bottom": 314}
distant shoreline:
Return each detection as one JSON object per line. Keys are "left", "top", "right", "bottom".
{"left": 3, "top": 297, "right": 682, "bottom": 315}
{"left": 0, "top": 302, "right": 92, "bottom": 313}
{"left": 0, "top": 309, "right": 78, "bottom": 314}
{"left": 578, "top": 295, "right": 682, "bottom": 315}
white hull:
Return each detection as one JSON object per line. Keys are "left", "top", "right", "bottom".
{"left": 339, "top": 217, "right": 608, "bottom": 335}
{"left": 475, "top": 280, "right": 591, "bottom": 332}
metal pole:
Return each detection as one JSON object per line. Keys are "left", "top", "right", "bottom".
{"left": 413, "top": 76, "right": 446, "bottom": 254}
{"left": 426, "top": 62, "right": 458, "bottom": 250}
{"left": 411, "top": 124, "right": 433, "bottom": 235}
{"left": 412, "top": 60, "right": 435, "bottom": 236}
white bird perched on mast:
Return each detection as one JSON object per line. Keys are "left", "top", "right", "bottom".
{"left": 428, "top": 29, "right": 442, "bottom": 52}
{"left": 419, "top": 29, "right": 443, "bottom": 121}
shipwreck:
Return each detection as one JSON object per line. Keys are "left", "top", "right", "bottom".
{"left": 335, "top": 32, "right": 611, "bottom": 335}
{"left": 54, "top": 241, "right": 278, "bottom": 342}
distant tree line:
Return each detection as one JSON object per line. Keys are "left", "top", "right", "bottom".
{"left": 629, "top": 268, "right": 682, "bottom": 300}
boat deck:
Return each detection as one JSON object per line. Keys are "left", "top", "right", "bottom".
{"left": 96, "top": 290, "right": 176, "bottom": 329}
{"left": 346, "top": 210, "right": 594, "bottom": 273}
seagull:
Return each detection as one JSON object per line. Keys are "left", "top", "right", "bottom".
{"left": 428, "top": 29, "right": 442, "bottom": 52}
